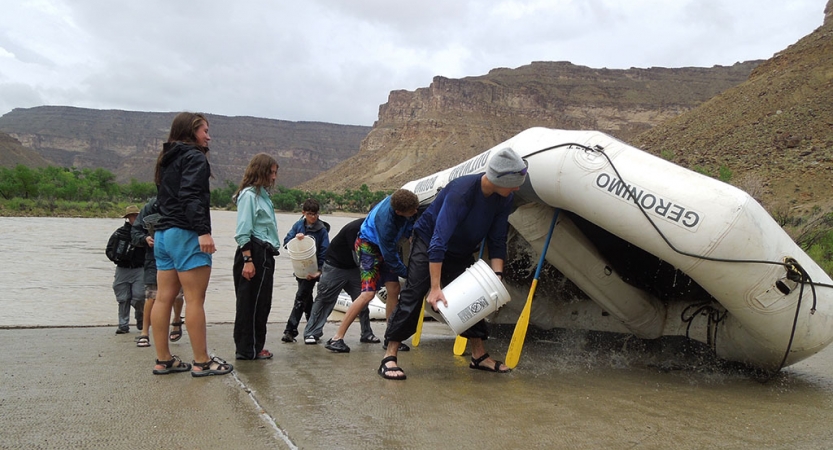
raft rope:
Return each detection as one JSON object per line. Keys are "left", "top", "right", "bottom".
{"left": 681, "top": 302, "right": 728, "bottom": 351}
{"left": 523, "top": 142, "right": 831, "bottom": 372}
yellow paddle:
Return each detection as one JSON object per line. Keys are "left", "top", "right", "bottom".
{"left": 453, "top": 335, "right": 467, "bottom": 355}
{"left": 412, "top": 297, "right": 426, "bottom": 347}
{"left": 505, "top": 209, "right": 560, "bottom": 369}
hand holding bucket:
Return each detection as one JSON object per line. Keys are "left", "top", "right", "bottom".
{"left": 429, "top": 260, "right": 511, "bottom": 336}
{"left": 286, "top": 236, "right": 318, "bottom": 278}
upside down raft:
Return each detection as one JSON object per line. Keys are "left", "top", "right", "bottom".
{"left": 401, "top": 127, "right": 833, "bottom": 372}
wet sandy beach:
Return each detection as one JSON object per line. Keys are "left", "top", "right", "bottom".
{"left": 2, "top": 212, "right": 833, "bottom": 449}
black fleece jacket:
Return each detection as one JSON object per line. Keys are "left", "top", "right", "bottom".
{"left": 155, "top": 141, "right": 212, "bottom": 236}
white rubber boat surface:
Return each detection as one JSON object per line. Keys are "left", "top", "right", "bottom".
{"left": 401, "top": 127, "right": 833, "bottom": 371}
{"left": 333, "top": 291, "right": 387, "bottom": 321}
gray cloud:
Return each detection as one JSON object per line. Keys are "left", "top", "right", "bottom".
{"left": 0, "top": 0, "right": 824, "bottom": 125}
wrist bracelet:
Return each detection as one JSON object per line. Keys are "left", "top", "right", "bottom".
{"left": 494, "top": 271, "right": 503, "bottom": 277}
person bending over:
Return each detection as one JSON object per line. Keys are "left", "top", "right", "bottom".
{"left": 379, "top": 147, "right": 527, "bottom": 380}
{"left": 302, "top": 217, "right": 376, "bottom": 345}
{"left": 325, "top": 189, "right": 419, "bottom": 353}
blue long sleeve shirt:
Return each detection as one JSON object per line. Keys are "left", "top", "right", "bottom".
{"left": 234, "top": 187, "right": 280, "bottom": 248}
{"left": 414, "top": 173, "right": 513, "bottom": 263}
{"left": 359, "top": 195, "right": 415, "bottom": 278}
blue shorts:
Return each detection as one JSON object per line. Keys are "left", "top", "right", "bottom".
{"left": 154, "top": 228, "right": 212, "bottom": 272}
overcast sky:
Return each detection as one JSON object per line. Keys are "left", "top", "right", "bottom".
{"left": 0, "top": 0, "right": 825, "bottom": 126}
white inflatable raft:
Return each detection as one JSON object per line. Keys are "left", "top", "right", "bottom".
{"left": 401, "top": 127, "right": 833, "bottom": 371}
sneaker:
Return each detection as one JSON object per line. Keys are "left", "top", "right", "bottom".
{"left": 304, "top": 336, "right": 318, "bottom": 345}
{"left": 281, "top": 332, "right": 296, "bottom": 343}
{"left": 324, "top": 338, "right": 350, "bottom": 353}
{"left": 115, "top": 327, "right": 129, "bottom": 335}
{"left": 255, "top": 349, "right": 273, "bottom": 360}
{"left": 360, "top": 334, "right": 381, "bottom": 344}
{"left": 382, "top": 340, "right": 410, "bottom": 352}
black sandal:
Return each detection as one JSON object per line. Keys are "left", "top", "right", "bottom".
{"left": 152, "top": 355, "right": 191, "bottom": 375}
{"left": 191, "top": 356, "right": 233, "bottom": 378}
{"left": 360, "top": 334, "right": 381, "bottom": 343}
{"left": 170, "top": 317, "right": 184, "bottom": 342}
{"left": 378, "top": 355, "right": 407, "bottom": 380}
{"left": 469, "top": 353, "right": 511, "bottom": 373}
{"left": 136, "top": 335, "right": 150, "bottom": 348}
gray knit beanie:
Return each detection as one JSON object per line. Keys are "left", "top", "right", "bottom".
{"left": 486, "top": 147, "right": 527, "bottom": 188}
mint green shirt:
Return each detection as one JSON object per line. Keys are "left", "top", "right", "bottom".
{"left": 234, "top": 186, "right": 280, "bottom": 248}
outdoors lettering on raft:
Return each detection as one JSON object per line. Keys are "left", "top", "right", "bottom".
{"left": 448, "top": 151, "right": 490, "bottom": 182}
{"left": 594, "top": 172, "right": 702, "bottom": 231}
{"left": 412, "top": 150, "right": 492, "bottom": 196}
{"left": 413, "top": 175, "right": 439, "bottom": 195}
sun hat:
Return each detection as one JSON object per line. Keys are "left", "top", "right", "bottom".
{"left": 486, "top": 147, "right": 527, "bottom": 188}
{"left": 123, "top": 205, "right": 140, "bottom": 218}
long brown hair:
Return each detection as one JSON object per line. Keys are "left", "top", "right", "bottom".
{"left": 232, "top": 153, "right": 279, "bottom": 201}
{"left": 154, "top": 112, "right": 209, "bottom": 184}
{"left": 167, "top": 112, "right": 208, "bottom": 144}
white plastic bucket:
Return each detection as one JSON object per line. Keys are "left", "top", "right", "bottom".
{"left": 286, "top": 236, "right": 318, "bottom": 278}
{"left": 428, "top": 260, "right": 511, "bottom": 335}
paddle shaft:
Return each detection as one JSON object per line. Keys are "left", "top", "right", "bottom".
{"left": 505, "top": 208, "right": 560, "bottom": 369}
{"left": 412, "top": 297, "right": 426, "bottom": 347}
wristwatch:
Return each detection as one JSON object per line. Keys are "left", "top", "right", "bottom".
{"left": 242, "top": 255, "right": 253, "bottom": 263}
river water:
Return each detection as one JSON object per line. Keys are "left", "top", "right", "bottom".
{"left": 3, "top": 212, "right": 833, "bottom": 447}
{"left": 0, "top": 211, "right": 358, "bottom": 328}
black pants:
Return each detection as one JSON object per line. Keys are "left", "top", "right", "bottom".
{"left": 385, "top": 236, "right": 489, "bottom": 343}
{"left": 284, "top": 276, "right": 318, "bottom": 336}
{"left": 233, "top": 242, "right": 275, "bottom": 359}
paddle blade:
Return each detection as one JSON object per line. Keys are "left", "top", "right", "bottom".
{"left": 453, "top": 335, "right": 468, "bottom": 355}
{"left": 412, "top": 297, "right": 426, "bottom": 347}
{"left": 505, "top": 279, "right": 538, "bottom": 369}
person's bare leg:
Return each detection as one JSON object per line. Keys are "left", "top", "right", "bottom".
{"left": 153, "top": 270, "right": 180, "bottom": 368}
{"left": 170, "top": 292, "right": 185, "bottom": 338}
{"left": 139, "top": 296, "right": 154, "bottom": 338}
{"left": 469, "top": 338, "right": 508, "bottom": 371}
{"left": 384, "top": 281, "right": 401, "bottom": 321}
{"left": 178, "top": 265, "right": 211, "bottom": 363}
{"left": 332, "top": 290, "right": 375, "bottom": 340}
{"left": 173, "top": 294, "right": 184, "bottom": 321}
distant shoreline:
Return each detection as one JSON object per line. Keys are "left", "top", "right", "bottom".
{"left": 0, "top": 206, "right": 367, "bottom": 219}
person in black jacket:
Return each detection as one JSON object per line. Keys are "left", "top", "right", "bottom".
{"left": 106, "top": 205, "right": 146, "bottom": 335}
{"left": 131, "top": 197, "right": 185, "bottom": 348}
{"left": 150, "top": 112, "right": 232, "bottom": 377}
{"left": 302, "top": 218, "right": 376, "bottom": 345}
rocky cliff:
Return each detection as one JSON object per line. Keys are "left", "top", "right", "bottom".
{"left": 299, "top": 61, "right": 760, "bottom": 192}
{"left": 0, "top": 132, "right": 50, "bottom": 169}
{"left": 0, "top": 107, "right": 370, "bottom": 188}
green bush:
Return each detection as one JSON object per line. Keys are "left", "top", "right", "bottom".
{"left": 718, "top": 165, "right": 733, "bottom": 183}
